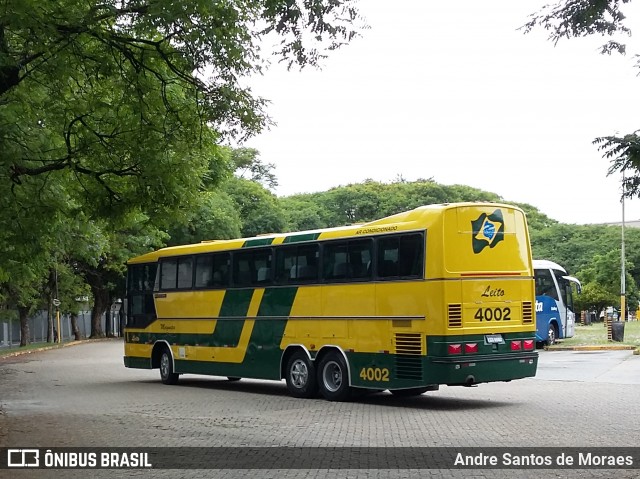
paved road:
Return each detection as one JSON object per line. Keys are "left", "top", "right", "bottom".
{"left": 534, "top": 349, "right": 640, "bottom": 384}
{"left": 1, "top": 341, "right": 639, "bottom": 479}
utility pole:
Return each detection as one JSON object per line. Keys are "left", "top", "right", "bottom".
{"left": 621, "top": 172, "right": 626, "bottom": 322}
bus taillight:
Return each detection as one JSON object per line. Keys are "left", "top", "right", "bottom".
{"left": 523, "top": 339, "right": 535, "bottom": 351}
{"left": 448, "top": 344, "right": 462, "bottom": 355}
{"left": 464, "top": 343, "right": 478, "bottom": 354}
{"left": 510, "top": 340, "right": 522, "bottom": 351}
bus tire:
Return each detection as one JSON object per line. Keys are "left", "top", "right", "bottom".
{"left": 285, "top": 350, "right": 317, "bottom": 399}
{"left": 390, "top": 387, "right": 430, "bottom": 397}
{"left": 159, "top": 349, "right": 179, "bottom": 385}
{"left": 547, "top": 324, "right": 557, "bottom": 346}
{"left": 317, "top": 351, "right": 351, "bottom": 402}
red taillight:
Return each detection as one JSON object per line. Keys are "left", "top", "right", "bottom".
{"left": 510, "top": 340, "right": 522, "bottom": 351}
{"left": 523, "top": 339, "right": 535, "bottom": 351}
{"left": 448, "top": 344, "right": 462, "bottom": 355}
{"left": 464, "top": 343, "right": 478, "bottom": 354}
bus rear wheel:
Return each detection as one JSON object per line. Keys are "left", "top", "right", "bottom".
{"left": 159, "top": 349, "right": 179, "bottom": 385}
{"left": 285, "top": 350, "right": 317, "bottom": 399}
{"left": 317, "top": 351, "right": 351, "bottom": 402}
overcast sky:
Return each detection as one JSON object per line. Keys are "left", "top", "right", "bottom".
{"left": 243, "top": 0, "right": 640, "bottom": 225}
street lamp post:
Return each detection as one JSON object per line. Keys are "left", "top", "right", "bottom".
{"left": 609, "top": 173, "right": 628, "bottom": 342}
{"left": 621, "top": 172, "right": 626, "bottom": 322}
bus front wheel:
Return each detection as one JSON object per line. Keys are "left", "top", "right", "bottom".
{"left": 317, "top": 351, "right": 351, "bottom": 402}
{"left": 159, "top": 349, "right": 179, "bottom": 385}
{"left": 285, "top": 350, "right": 317, "bottom": 399}
{"left": 547, "top": 324, "right": 557, "bottom": 346}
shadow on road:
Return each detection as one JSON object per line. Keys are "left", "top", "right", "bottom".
{"left": 117, "top": 376, "right": 511, "bottom": 411}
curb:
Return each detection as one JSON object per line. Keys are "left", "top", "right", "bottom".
{"left": 545, "top": 345, "right": 637, "bottom": 352}
{"left": 0, "top": 338, "right": 121, "bottom": 359}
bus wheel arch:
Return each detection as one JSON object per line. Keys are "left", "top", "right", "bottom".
{"left": 316, "top": 346, "right": 352, "bottom": 402}
{"left": 282, "top": 346, "right": 317, "bottom": 399}
{"left": 152, "top": 341, "right": 179, "bottom": 385}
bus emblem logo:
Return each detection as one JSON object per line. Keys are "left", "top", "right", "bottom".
{"left": 471, "top": 209, "right": 505, "bottom": 253}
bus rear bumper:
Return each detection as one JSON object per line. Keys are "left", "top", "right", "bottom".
{"left": 428, "top": 352, "right": 538, "bottom": 386}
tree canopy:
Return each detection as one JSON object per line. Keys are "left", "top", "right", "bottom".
{"left": 0, "top": 0, "right": 363, "bottom": 341}
{"left": 1, "top": 0, "right": 362, "bottom": 218}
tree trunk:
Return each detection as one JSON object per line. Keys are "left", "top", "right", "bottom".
{"left": 18, "top": 306, "right": 30, "bottom": 347}
{"left": 47, "top": 302, "right": 54, "bottom": 343}
{"left": 70, "top": 312, "right": 82, "bottom": 340}
{"left": 90, "top": 286, "right": 109, "bottom": 338}
{"left": 47, "top": 269, "right": 56, "bottom": 342}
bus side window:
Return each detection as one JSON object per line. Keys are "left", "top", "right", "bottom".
{"left": 233, "top": 249, "right": 272, "bottom": 287}
{"left": 177, "top": 257, "right": 193, "bottom": 289}
{"left": 349, "top": 239, "right": 372, "bottom": 280}
{"left": 377, "top": 236, "right": 399, "bottom": 279}
{"left": 212, "top": 253, "right": 230, "bottom": 287}
{"left": 195, "top": 255, "right": 214, "bottom": 288}
{"left": 399, "top": 233, "right": 424, "bottom": 277}
{"left": 297, "top": 264, "right": 317, "bottom": 281}
{"left": 275, "top": 247, "right": 296, "bottom": 283}
{"left": 160, "top": 258, "right": 178, "bottom": 290}
{"left": 324, "top": 243, "right": 348, "bottom": 281}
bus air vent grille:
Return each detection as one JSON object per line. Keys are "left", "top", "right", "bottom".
{"left": 394, "top": 333, "right": 423, "bottom": 355}
{"left": 394, "top": 333, "right": 423, "bottom": 380}
{"left": 522, "top": 301, "right": 533, "bottom": 323}
{"left": 448, "top": 304, "right": 462, "bottom": 328}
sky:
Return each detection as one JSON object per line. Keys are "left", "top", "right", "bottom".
{"left": 242, "top": 0, "right": 640, "bottom": 225}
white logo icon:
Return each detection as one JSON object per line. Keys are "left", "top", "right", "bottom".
{"left": 7, "top": 449, "right": 40, "bottom": 467}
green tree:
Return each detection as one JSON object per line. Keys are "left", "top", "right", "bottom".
{"left": 0, "top": 1, "right": 363, "bottom": 340}
{"left": 166, "top": 191, "right": 242, "bottom": 245}
{"left": 1, "top": 1, "right": 362, "bottom": 212}
{"left": 229, "top": 147, "right": 278, "bottom": 191}
{"left": 576, "top": 249, "right": 638, "bottom": 312}
{"left": 280, "top": 196, "right": 329, "bottom": 231}
{"left": 55, "top": 265, "right": 92, "bottom": 341}
{"left": 224, "top": 177, "right": 287, "bottom": 237}
{"left": 574, "top": 282, "right": 618, "bottom": 317}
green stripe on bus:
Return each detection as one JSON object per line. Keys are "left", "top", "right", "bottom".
{"left": 241, "top": 287, "right": 298, "bottom": 378}
{"left": 282, "top": 232, "right": 320, "bottom": 243}
{"left": 172, "top": 287, "right": 300, "bottom": 380}
{"left": 242, "top": 238, "right": 274, "bottom": 248}
{"left": 257, "top": 287, "right": 298, "bottom": 317}
{"left": 211, "top": 289, "right": 254, "bottom": 347}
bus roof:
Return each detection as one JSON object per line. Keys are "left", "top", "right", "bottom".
{"left": 128, "top": 202, "right": 526, "bottom": 265}
{"left": 533, "top": 259, "right": 567, "bottom": 274}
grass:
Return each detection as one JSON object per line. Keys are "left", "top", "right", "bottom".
{"left": 0, "top": 340, "right": 70, "bottom": 358}
{"left": 555, "top": 320, "right": 640, "bottom": 348}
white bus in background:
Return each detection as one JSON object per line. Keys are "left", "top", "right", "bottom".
{"left": 533, "top": 260, "right": 582, "bottom": 345}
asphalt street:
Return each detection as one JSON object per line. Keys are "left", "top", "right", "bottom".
{"left": 0, "top": 341, "right": 639, "bottom": 479}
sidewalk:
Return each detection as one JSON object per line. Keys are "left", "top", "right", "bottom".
{"left": 0, "top": 338, "right": 119, "bottom": 359}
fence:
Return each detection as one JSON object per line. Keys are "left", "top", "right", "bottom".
{"left": 0, "top": 309, "right": 123, "bottom": 347}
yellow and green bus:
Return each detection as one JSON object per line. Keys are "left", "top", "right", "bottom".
{"left": 124, "top": 202, "right": 537, "bottom": 401}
